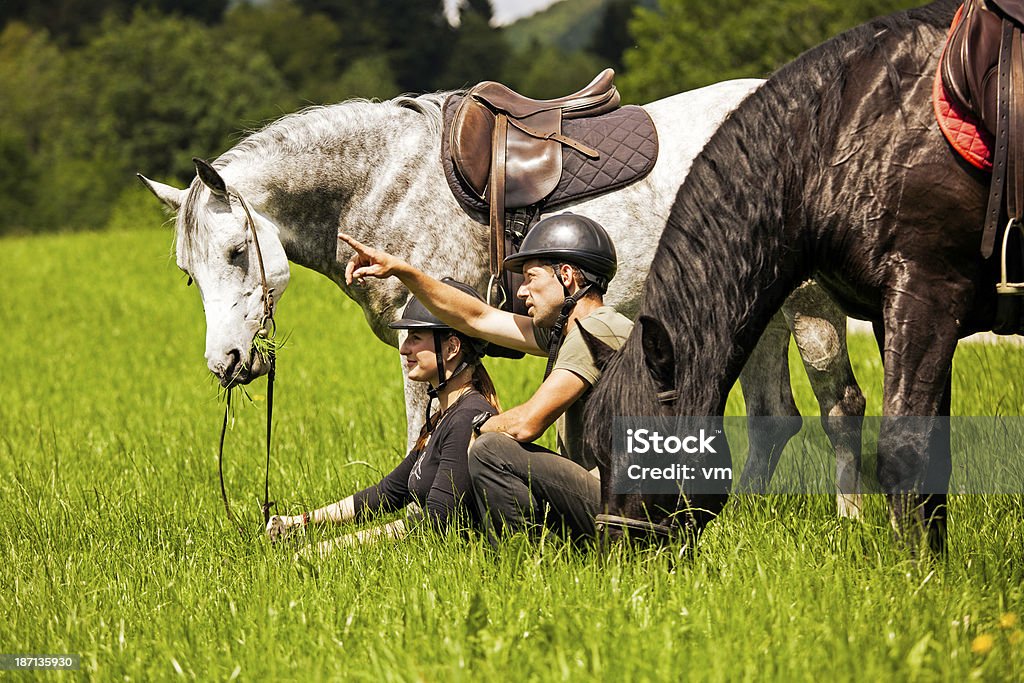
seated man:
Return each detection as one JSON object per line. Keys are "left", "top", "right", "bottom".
{"left": 338, "top": 213, "right": 632, "bottom": 542}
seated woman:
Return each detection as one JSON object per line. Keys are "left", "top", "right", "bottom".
{"left": 266, "top": 280, "right": 501, "bottom": 555}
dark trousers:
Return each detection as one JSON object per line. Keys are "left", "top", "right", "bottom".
{"left": 468, "top": 432, "right": 601, "bottom": 543}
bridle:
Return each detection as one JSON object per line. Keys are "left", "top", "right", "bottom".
{"left": 214, "top": 186, "right": 277, "bottom": 536}
{"left": 594, "top": 513, "right": 678, "bottom": 539}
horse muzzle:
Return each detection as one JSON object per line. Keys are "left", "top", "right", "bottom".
{"left": 210, "top": 347, "right": 269, "bottom": 387}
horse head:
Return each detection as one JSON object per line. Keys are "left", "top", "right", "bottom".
{"left": 580, "top": 315, "right": 695, "bottom": 545}
{"left": 138, "top": 158, "right": 290, "bottom": 387}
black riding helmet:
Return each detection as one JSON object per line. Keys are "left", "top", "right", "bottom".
{"left": 389, "top": 278, "right": 496, "bottom": 422}
{"left": 502, "top": 213, "right": 618, "bottom": 379}
{"left": 502, "top": 212, "right": 617, "bottom": 292}
{"left": 390, "top": 280, "right": 490, "bottom": 354}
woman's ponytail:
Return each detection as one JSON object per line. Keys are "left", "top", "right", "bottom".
{"left": 471, "top": 364, "right": 501, "bottom": 412}
{"left": 454, "top": 332, "right": 501, "bottom": 412}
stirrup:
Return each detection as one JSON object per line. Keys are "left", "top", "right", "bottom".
{"left": 486, "top": 274, "right": 507, "bottom": 309}
{"left": 997, "top": 218, "right": 1024, "bottom": 295}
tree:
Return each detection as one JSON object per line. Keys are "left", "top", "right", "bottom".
{"left": 619, "top": 0, "right": 921, "bottom": 103}
{"left": 588, "top": 0, "right": 639, "bottom": 73}
{"left": 293, "top": 0, "right": 452, "bottom": 92}
{"left": 0, "top": 23, "right": 65, "bottom": 231}
{"left": 503, "top": 42, "right": 606, "bottom": 100}
{"left": 375, "top": 0, "right": 454, "bottom": 92}
{"left": 0, "top": 128, "right": 43, "bottom": 233}
{"left": 221, "top": 0, "right": 344, "bottom": 103}
{"left": 151, "top": 0, "right": 228, "bottom": 25}
{"left": 67, "top": 11, "right": 287, "bottom": 177}
{"left": 437, "top": 0, "right": 508, "bottom": 89}
{"left": 330, "top": 55, "right": 401, "bottom": 101}
{"left": 34, "top": 10, "right": 288, "bottom": 230}
{"left": 0, "top": 23, "right": 65, "bottom": 154}
{"left": 0, "top": 0, "right": 229, "bottom": 45}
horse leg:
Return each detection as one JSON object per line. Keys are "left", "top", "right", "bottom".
{"left": 737, "top": 311, "right": 801, "bottom": 493}
{"left": 920, "top": 375, "right": 952, "bottom": 554}
{"left": 781, "top": 282, "right": 867, "bottom": 518}
{"left": 878, "top": 282, "right": 963, "bottom": 554}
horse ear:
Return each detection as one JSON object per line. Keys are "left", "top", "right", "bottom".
{"left": 137, "top": 174, "right": 185, "bottom": 212}
{"left": 639, "top": 315, "right": 676, "bottom": 394}
{"left": 192, "top": 157, "right": 228, "bottom": 197}
{"left": 577, "top": 322, "right": 617, "bottom": 372}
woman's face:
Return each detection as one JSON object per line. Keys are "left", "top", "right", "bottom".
{"left": 399, "top": 330, "right": 459, "bottom": 385}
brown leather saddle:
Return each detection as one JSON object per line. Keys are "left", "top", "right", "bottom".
{"left": 941, "top": 0, "right": 1024, "bottom": 296}
{"left": 441, "top": 69, "right": 659, "bottom": 310}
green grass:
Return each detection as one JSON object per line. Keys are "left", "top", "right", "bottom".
{"left": 2, "top": 228, "right": 1023, "bottom": 680}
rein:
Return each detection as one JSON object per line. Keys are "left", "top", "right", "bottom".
{"left": 217, "top": 187, "right": 277, "bottom": 536}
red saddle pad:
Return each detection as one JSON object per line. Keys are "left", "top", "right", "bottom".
{"left": 934, "top": 5, "right": 993, "bottom": 172}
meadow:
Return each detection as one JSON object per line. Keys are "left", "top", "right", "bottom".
{"left": 2, "top": 225, "right": 1023, "bottom": 681}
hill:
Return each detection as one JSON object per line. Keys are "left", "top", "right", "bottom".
{"left": 503, "top": 0, "right": 617, "bottom": 53}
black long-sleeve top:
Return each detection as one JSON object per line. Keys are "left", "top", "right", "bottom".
{"left": 350, "top": 390, "right": 492, "bottom": 531}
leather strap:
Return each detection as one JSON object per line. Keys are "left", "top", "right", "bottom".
{"left": 488, "top": 115, "right": 509, "bottom": 306}
{"left": 216, "top": 187, "right": 278, "bottom": 533}
{"left": 218, "top": 389, "right": 245, "bottom": 537}
{"left": 656, "top": 389, "right": 680, "bottom": 405}
{"left": 984, "top": 18, "right": 1015, "bottom": 258}
{"left": 237, "top": 191, "right": 277, "bottom": 527}
{"left": 543, "top": 283, "right": 592, "bottom": 379}
{"left": 262, "top": 360, "right": 275, "bottom": 526}
{"left": 506, "top": 117, "right": 601, "bottom": 158}
{"left": 233, "top": 191, "right": 273, "bottom": 321}
{"left": 1010, "top": 27, "right": 1024, "bottom": 219}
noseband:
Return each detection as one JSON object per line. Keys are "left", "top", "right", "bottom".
{"left": 216, "top": 186, "right": 278, "bottom": 536}
{"left": 594, "top": 513, "right": 678, "bottom": 539}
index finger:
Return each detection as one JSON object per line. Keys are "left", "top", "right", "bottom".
{"left": 337, "top": 232, "right": 367, "bottom": 253}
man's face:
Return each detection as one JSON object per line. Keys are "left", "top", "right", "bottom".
{"left": 517, "top": 259, "right": 572, "bottom": 328}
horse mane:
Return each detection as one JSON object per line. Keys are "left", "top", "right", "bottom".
{"left": 585, "top": 0, "right": 957, "bottom": 457}
{"left": 216, "top": 93, "right": 449, "bottom": 168}
{"left": 176, "top": 92, "right": 452, "bottom": 260}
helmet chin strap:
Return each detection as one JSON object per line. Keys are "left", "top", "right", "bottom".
{"left": 424, "top": 330, "right": 473, "bottom": 423}
{"left": 543, "top": 266, "right": 592, "bottom": 379}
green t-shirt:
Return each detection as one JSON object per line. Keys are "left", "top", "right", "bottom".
{"left": 533, "top": 306, "right": 633, "bottom": 470}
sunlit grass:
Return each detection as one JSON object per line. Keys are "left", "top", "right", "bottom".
{"left": 1, "top": 228, "right": 1022, "bottom": 680}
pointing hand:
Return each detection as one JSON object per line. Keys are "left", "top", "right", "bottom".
{"left": 338, "top": 232, "right": 406, "bottom": 285}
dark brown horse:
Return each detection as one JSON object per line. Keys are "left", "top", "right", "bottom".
{"left": 584, "top": 0, "right": 1018, "bottom": 553}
